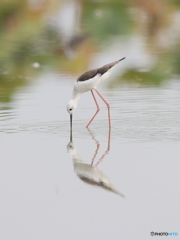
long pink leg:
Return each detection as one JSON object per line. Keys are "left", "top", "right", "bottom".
{"left": 94, "top": 89, "right": 111, "bottom": 129}
{"left": 86, "top": 90, "right": 100, "bottom": 128}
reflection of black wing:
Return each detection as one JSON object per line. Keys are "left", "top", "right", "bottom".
{"left": 78, "top": 174, "right": 125, "bottom": 197}
{"left": 73, "top": 161, "right": 125, "bottom": 197}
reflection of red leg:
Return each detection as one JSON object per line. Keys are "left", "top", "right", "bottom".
{"left": 86, "top": 90, "right": 100, "bottom": 128}
{"left": 95, "top": 127, "right": 111, "bottom": 167}
{"left": 91, "top": 142, "right": 100, "bottom": 166}
{"left": 87, "top": 126, "right": 111, "bottom": 167}
{"left": 86, "top": 128, "right": 100, "bottom": 165}
{"left": 94, "top": 89, "right": 111, "bottom": 129}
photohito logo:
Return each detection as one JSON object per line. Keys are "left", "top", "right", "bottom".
{"left": 151, "top": 232, "right": 178, "bottom": 236}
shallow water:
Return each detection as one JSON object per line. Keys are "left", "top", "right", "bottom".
{"left": 1, "top": 0, "right": 180, "bottom": 238}
{"left": 0, "top": 72, "right": 180, "bottom": 240}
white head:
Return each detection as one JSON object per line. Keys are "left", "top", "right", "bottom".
{"left": 67, "top": 99, "right": 79, "bottom": 136}
{"left": 67, "top": 141, "right": 81, "bottom": 162}
{"left": 66, "top": 99, "right": 77, "bottom": 115}
{"left": 67, "top": 141, "right": 75, "bottom": 155}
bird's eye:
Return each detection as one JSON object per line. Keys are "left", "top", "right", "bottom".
{"left": 69, "top": 108, "right": 72, "bottom": 111}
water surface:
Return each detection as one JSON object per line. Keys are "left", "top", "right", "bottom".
{"left": 0, "top": 0, "right": 180, "bottom": 239}
{"left": 0, "top": 73, "right": 180, "bottom": 240}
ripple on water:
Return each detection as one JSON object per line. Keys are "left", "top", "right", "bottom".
{"left": 0, "top": 107, "right": 18, "bottom": 122}
{"left": 0, "top": 117, "right": 180, "bottom": 143}
{"left": 0, "top": 79, "right": 180, "bottom": 143}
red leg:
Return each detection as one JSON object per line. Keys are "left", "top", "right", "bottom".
{"left": 86, "top": 90, "right": 100, "bottom": 128}
{"left": 94, "top": 89, "right": 111, "bottom": 129}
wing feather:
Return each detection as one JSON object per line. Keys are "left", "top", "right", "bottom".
{"left": 77, "top": 58, "right": 124, "bottom": 82}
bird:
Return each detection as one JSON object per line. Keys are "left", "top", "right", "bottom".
{"left": 67, "top": 57, "right": 125, "bottom": 131}
{"left": 67, "top": 131, "right": 125, "bottom": 197}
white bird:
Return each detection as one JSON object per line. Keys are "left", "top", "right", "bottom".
{"left": 67, "top": 140, "right": 125, "bottom": 197}
{"left": 67, "top": 57, "right": 125, "bottom": 131}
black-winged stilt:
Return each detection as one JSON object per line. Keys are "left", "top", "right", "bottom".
{"left": 67, "top": 57, "right": 125, "bottom": 131}
{"left": 67, "top": 128, "right": 125, "bottom": 197}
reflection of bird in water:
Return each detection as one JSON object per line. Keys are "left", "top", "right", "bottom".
{"left": 67, "top": 57, "right": 125, "bottom": 132}
{"left": 67, "top": 128, "right": 125, "bottom": 197}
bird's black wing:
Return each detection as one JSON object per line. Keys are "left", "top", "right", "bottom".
{"left": 77, "top": 68, "right": 98, "bottom": 82}
{"left": 97, "top": 60, "right": 120, "bottom": 75}
{"left": 77, "top": 58, "right": 125, "bottom": 82}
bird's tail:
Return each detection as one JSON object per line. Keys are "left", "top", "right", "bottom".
{"left": 119, "top": 57, "right": 125, "bottom": 62}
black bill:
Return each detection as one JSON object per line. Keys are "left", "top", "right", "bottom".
{"left": 70, "top": 114, "right": 72, "bottom": 142}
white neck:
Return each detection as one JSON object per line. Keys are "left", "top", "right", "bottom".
{"left": 68, "top": 142, "right": 82, "bottom": 163}
{"left": 72, "top": 89, "right": 81, "bottom": 105}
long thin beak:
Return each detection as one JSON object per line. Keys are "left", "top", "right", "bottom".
{"left": 70, "top": 114, "right": 72, "bottom": 142}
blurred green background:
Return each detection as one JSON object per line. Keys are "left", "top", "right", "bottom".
{"left": 0, "top": 0, "right": 180, "bottom": 102}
